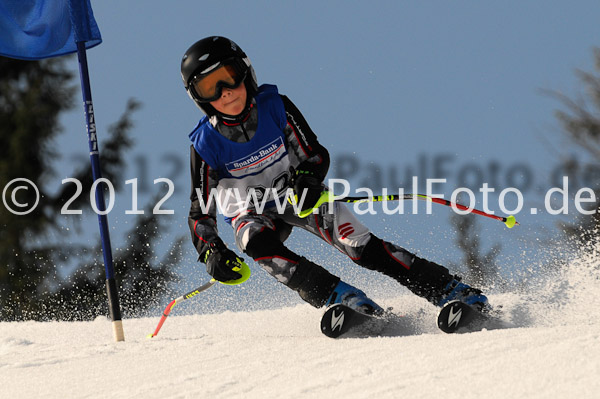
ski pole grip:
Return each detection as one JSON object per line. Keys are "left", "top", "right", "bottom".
{"left": 219, "top": 260, "right": 251, "bottom": 285}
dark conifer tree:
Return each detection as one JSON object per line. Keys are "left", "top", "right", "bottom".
{"left": 0, "top": 56, "right": 181, "bottom": 321}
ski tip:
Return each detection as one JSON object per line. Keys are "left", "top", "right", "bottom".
{"left": 146, "top": 333, "right": 156, "bottom": 339}
{"left": 504, "top": 215, "right": 518, "bottom": 228}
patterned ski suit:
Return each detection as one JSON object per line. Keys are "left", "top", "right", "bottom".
{"left": 188, "top": 84, "right": 454, "bottom": 307}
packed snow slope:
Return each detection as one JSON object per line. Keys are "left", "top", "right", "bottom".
{"left": 2, "top": 246, "right": 600, "bottom": 399}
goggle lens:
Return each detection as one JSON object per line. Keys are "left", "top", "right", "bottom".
{"left": 191, "top": 64, "right": 243, "bottom": 102}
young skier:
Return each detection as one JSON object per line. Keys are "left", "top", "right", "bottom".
{"left": 182, "top": 36, "right": 489, "bottom": 316}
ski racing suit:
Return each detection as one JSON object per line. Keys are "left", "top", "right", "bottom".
{"left": 188, "top": 84, "right": 456, "bottom": 307}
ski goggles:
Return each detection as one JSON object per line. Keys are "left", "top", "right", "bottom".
{"left": 189, "top": 59, "right": 247, "bottom": 102}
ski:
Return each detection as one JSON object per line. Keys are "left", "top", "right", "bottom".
{"left": 320, "top": 304, "right": 386, "bottom": 338}
{"left": 437, "top": 300, "right": 505, "bottom": 333}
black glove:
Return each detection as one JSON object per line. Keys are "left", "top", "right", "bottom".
{"left": 203, "top": 241, "right": 243, "bottom": 282}
{"left": 290, "top": 164, "right": 323, "bottom": 212}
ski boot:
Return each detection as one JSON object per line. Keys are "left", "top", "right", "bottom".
{"left": 438, "top": 278, "right": 489, "bottom": 312}
{"left": 326, "top": 281, "right": 384, "bottom": 316}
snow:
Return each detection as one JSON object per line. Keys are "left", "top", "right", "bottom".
{"left": 2, "top": 248, "right": 600, "bottom": 398}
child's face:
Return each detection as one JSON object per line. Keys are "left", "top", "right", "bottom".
{"left": 210, "top": 84, "right": 247, "bottom": 116}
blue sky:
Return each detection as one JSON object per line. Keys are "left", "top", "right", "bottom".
{"left": 53, "top": 1, "right": 600, "bottom": 285}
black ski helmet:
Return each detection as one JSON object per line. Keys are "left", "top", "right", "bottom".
{"left": 181, "top": 36, "right": 258, "bottom": 116}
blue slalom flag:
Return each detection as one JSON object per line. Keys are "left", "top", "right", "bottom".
{"left": 0, "top": 0, "right": 122, "bottom": 341}
{"left": 0, "top": 0, "right": 101, "bottom": 60}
